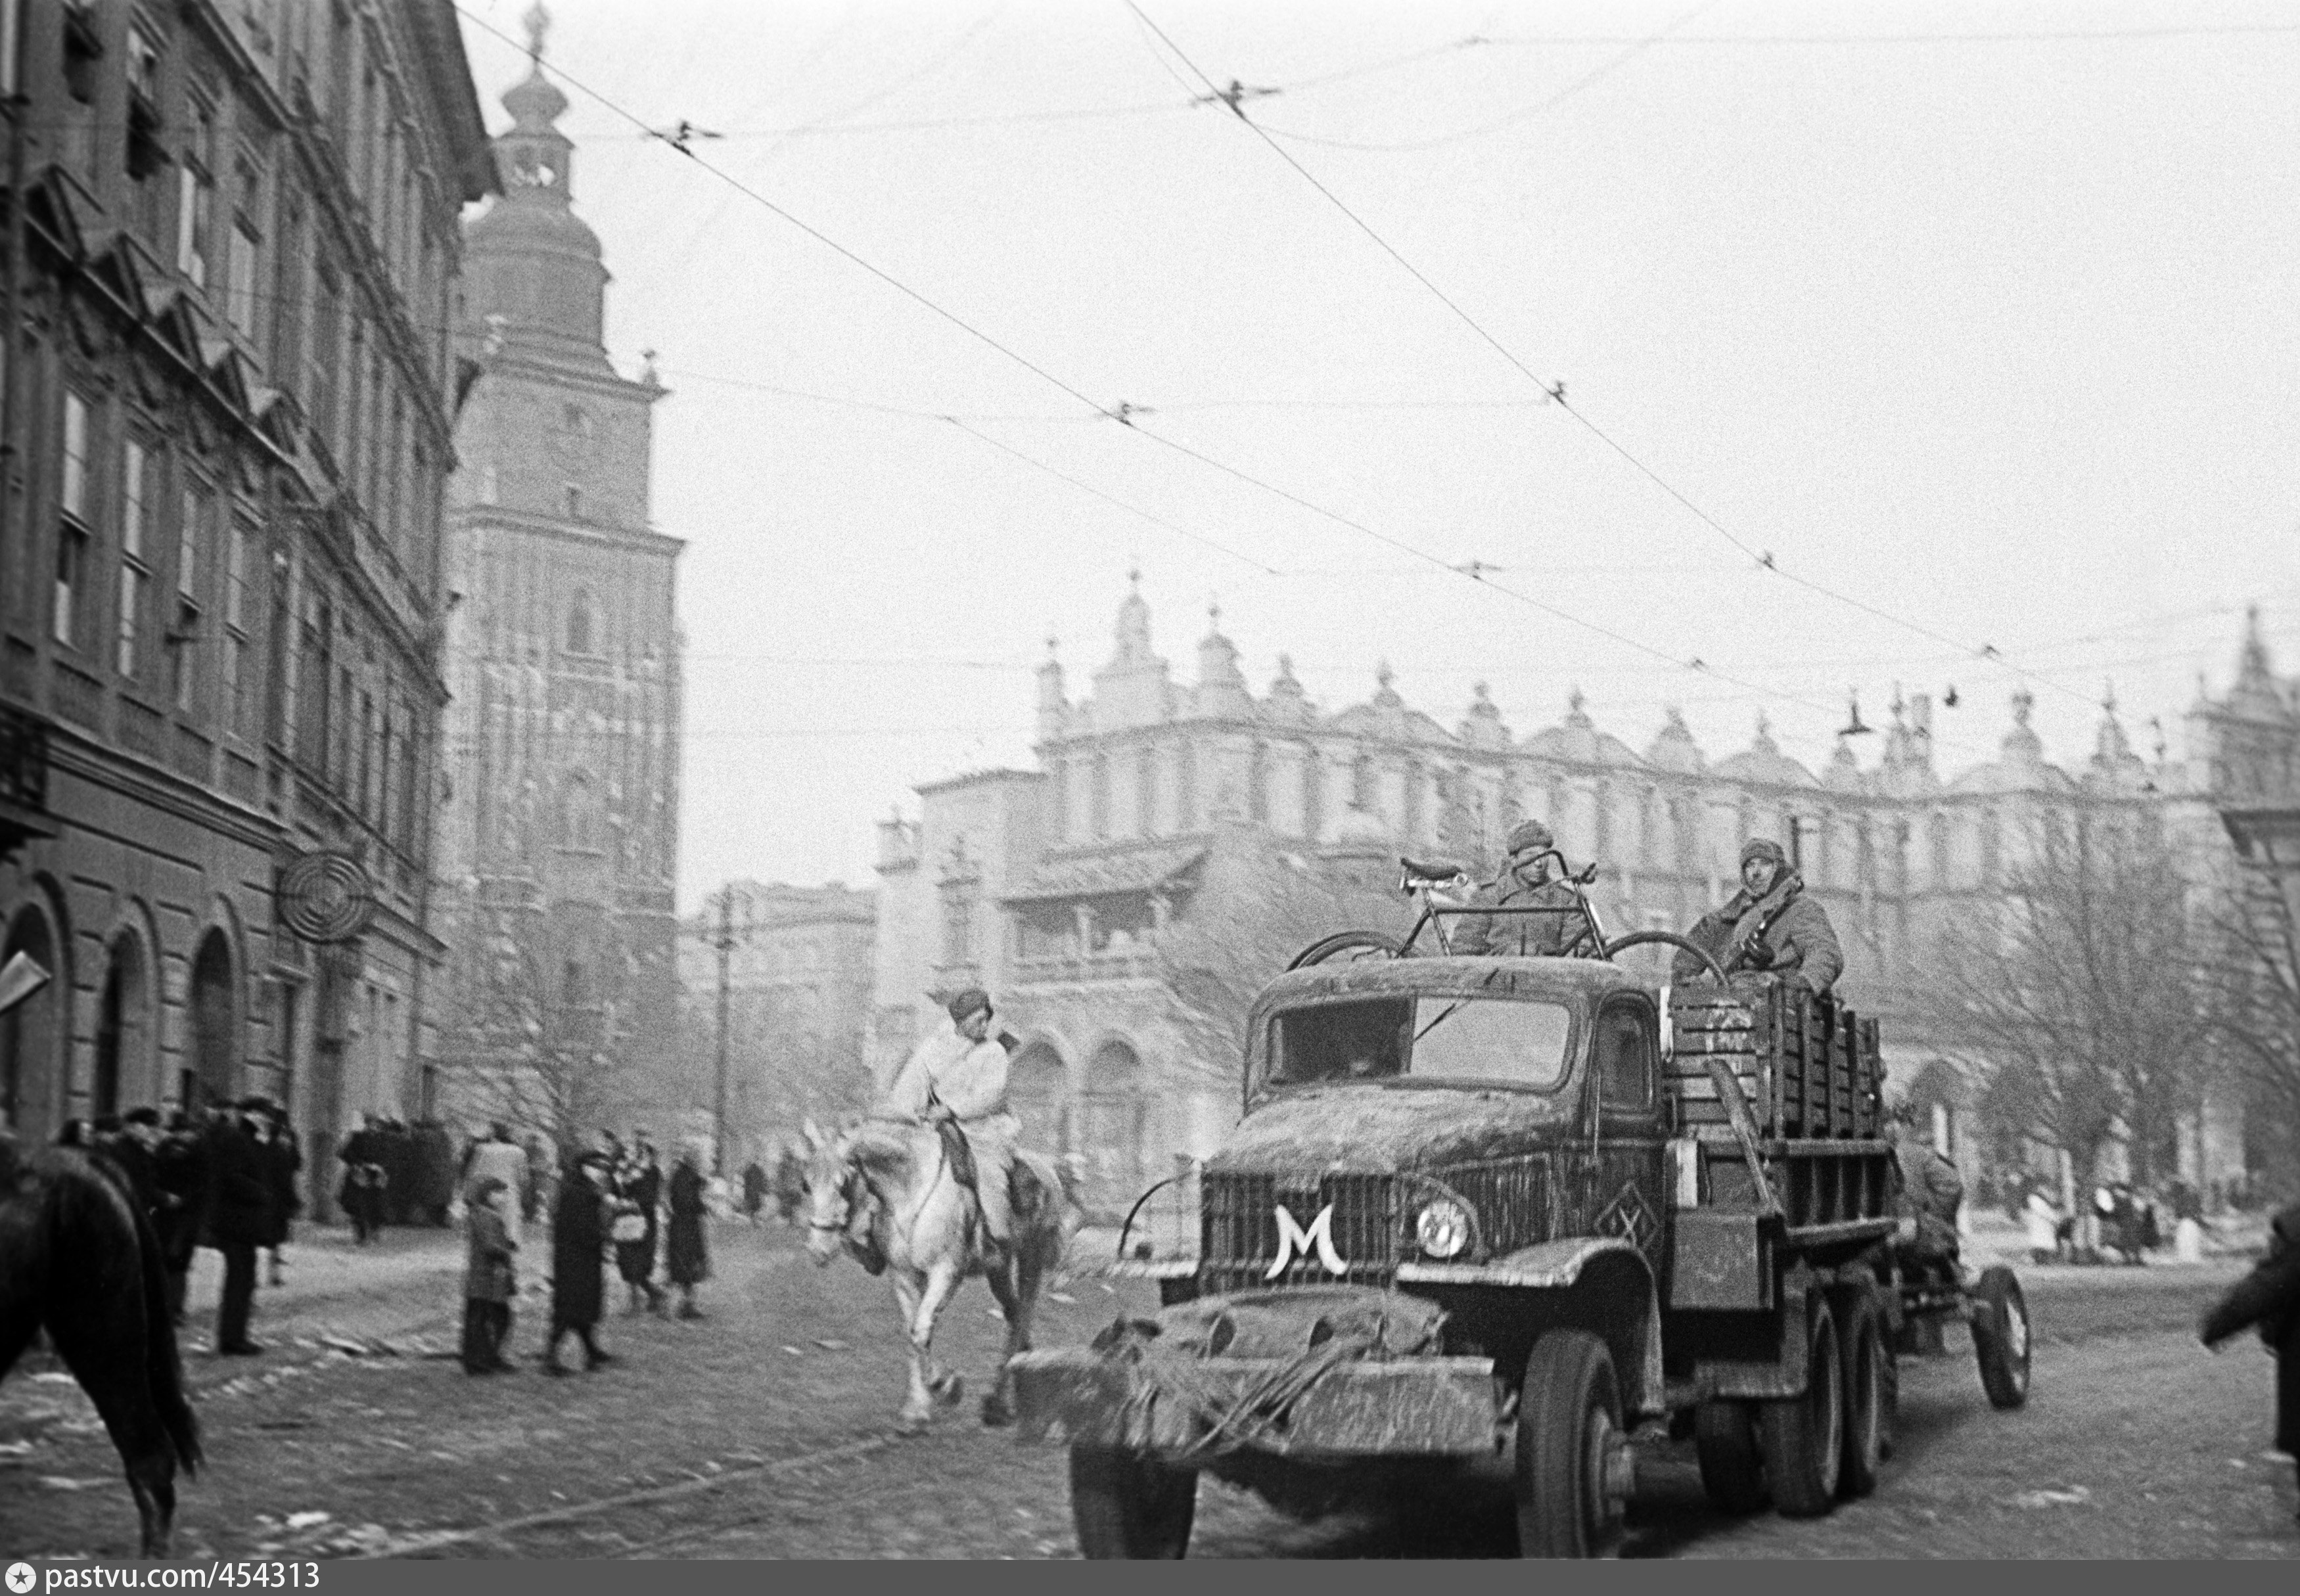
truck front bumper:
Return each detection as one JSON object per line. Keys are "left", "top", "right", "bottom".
{"left": 1009, "top": 1348, "right": 1502, "bottom": 1461}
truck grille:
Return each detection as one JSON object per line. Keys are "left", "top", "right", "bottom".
{"left": 1435, "top": 1157, "right": 1552, "bottom": 1258}
{"left": 1200, "top": 1172, "right": 1398, "bottom": 1292}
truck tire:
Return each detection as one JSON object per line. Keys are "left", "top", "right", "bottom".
{"left": 1971, "top": 1265, "right": 2032, "bottom": 1411}
{"left": 1759, "top": 1296, "right": 1843, "bottom": 1518}
{"left": 1693, "top": 1401, "right": 1768, "bottom": 1513}
{"left": 1833, "top": 1287, "right": 1885, "bottom": 1499}
{"left": 1514, "top": 1330, "right": 1628, "bottom": 1558}
{"left": 1069, "top": 1446, "right": 1197, "bottom": 1559}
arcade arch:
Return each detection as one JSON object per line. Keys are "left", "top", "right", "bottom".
{"left": 1, "top": 898, "right": 66, "bottom": 1137}
{"left": 93, "top": 925, "right": 155, "bottom": 1119}
{"left": 189, "top": 926, "right": 241, "bottom": 1109}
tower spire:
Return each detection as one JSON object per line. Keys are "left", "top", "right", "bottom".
{"left": 524, "top": 3, "right": 551, "bottom": 61}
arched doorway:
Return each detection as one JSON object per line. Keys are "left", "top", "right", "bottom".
{"left": 1009, "top": 1039, "right": 1069, "bottom": 1156}
{"left": 189, "top": 929, "right": 240, "bottom": 1110}
{"left": 1079, "top": 1039, "right": 1151, "bottom": 1217}
{"left": 1, "top": 905, "right": 63, "bottom": 1137}
{"left": 93, "top": 931, "right": 152, "bottom": 1120}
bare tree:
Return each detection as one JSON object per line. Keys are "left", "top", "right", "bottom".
{"left": 2197, "top": 857, "right": 2300, "bottom": 1196}
{"left": 1927, "top": 806, "right": 2198, "bottom": 1192}
{"left": 1155, "top": 835, "right": 1413, "bottom": 1074}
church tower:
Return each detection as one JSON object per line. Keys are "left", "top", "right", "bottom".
{"left": 430, "top": 7, "right": 685, "bottom": 1131}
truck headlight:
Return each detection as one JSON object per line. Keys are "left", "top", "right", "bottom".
{"left": 1415, "top": 1197, "right": 1472, "bottom": 1260}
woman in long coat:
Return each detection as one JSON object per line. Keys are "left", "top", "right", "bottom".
{"left": 614, "top": 1145, "right": 667, "bottom": 1315}
{"left": 545, "top": 1154, "right": 615, "bottom": 1374}
{"left": 2200, "top": 1198, "right": 2300, "bottom": 1519}
{"left": 665, "top": 1147, "right": 710, "bottom": 1319}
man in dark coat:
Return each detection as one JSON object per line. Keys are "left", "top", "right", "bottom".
{"left": 2201, "top": 1199, "right": 2300, "bottom": 1519}
{"left": 1673, "top": 836, "right": 1844, "bottom": 994}
{"left": 1452, "top": 819, "right": 1589, "bottom": 957}
{"left": 153, "top": 1111, "right": 210, "bottom": 1323}
{"left": 104, "top": 1109, "right": 163, "bottom": 1220}
{"left": 741, "top": 1158, "right": 768, "bottom": 1224}
{"left": 253, "top": 1102, "right": 302, "bottom": 1286}
{"left": 206, "top": 1099, "right": 275, "bottom": 1355}
{"left": 338, "top": 1115, "right": 386, "bottom": 1241}
{"left": 545, "top": 1153, "right": 616, "bottom": 1373}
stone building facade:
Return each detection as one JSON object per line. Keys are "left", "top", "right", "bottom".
{"left": 425, "top": 12, "right": 682, "bottom": 1137}
{"left": 0, "top": 1, "right": 492, "bottom": 1176}
{"left": 873, "top": 580, "right": 2295, "bottom": 1212}
{"left": 678, "top": 880, "right": 875, "bottom": 1166}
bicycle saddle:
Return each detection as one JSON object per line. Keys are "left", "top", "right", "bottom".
{"left": 1398, "top": 855, "right": 1468, "bottom": 884}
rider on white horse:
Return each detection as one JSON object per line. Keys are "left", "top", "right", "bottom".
{"left": 879, "top": 988, "right": 1019, "bottom": 1249}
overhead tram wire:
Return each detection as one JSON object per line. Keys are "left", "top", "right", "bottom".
{"left": 453, "top": 6, "right": 1109, "bottom": 422}
{"left": 1116, "top": 0, "right": 2103, "bottom": 716}
{"left": 443, "top": 3, "right": 1999, "bottom": 754}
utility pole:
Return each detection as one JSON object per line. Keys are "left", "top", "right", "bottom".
{"left": 699, "top": 886, "right": 752, "bottom": 1177}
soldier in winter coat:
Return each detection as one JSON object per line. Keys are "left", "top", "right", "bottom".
{"left": 1452, "top": 820, "right": 1589, "bottom": 957}
{"left": 2201, "top": 1199, "right": 2300, "bottom": 1519}
{"left": 1673, "top": 837, "right": 1844, "bottom": 994}
{"left": 879, "top": 988, "right": 1022, "bottom": 1248}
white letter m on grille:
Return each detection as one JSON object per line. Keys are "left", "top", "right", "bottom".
{"left": 1266, "top": 1202, "right": 1348, "bottom": 1279}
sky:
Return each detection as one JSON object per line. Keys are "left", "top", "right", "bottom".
{"left": 448, "top": 0, "right": 2300, "bottom": 911}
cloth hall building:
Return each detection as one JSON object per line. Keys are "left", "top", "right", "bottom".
{"left": 872, "top": 580, "right": 2290, "bottom": 1216}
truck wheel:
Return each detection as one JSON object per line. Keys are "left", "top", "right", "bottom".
{"left": 1759, "top": 1296, "right": 1843, "bottom": 1518}
{"left": 1069, "top": 1447, "right": 1197, "bottom": 1559}
{"left": 1971, "top": 1266, "right": 2032, "bottom": 1410}
{"left": 1693, "top": 1401, "right": 1768, "bottom": 1513}
{"left": 1833, "top": 1288, "right": 1885, "bottom": 1499}
{"left": 1514, "top": 1330, "right": 1628, "bottom": 1558}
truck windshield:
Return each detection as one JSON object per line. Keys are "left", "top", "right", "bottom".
{"left": 1266, "top": 996, "right": 1573, "bottom": 1092}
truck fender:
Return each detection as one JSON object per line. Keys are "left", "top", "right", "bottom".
{"left": 1400, "top": 1237, "right": 1663, "bottom": 1418}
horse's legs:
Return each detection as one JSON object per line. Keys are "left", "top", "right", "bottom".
{"left": 46, "top": 1302, "right": 176, "bottom": 1557}
{"left": 888, "top": 1272, "right": 936, "bottom": 1433}
{"left": 979, "top": 1257, "right": 1029, "bottom": 1428}
{"left": 908, "top": 1261, "right": 967, "bottom": 1410}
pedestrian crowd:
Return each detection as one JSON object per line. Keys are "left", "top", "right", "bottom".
{"left": 331, "top": 1116, "right": 461, "bottom": 1239}
{"left": 459, "top": 1124, "right": 717, "bottom": 1378}
{"left": 2010, "top": 1175, "right": 2220, "bottom": 1266}
{"left": 60, "top": 1095, "right": 303, "bottom": 1356}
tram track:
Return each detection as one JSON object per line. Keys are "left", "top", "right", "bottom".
{"left": 358, "top": 1432, "right": 896, "bottom": 1557}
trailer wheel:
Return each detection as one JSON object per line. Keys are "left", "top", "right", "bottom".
{"left": 1759, "top": 1296, "right": 1843, "bottom": 1518}
{"left": 1693, "top": 1401, "right": 1768, "bottom": 1514}
{"left": 1069, "top": 1447, "right": 1197, "bottom": 1559}
{"left": 1514, "top": 1330, "right": 1628, "bottom": 1558}
{"left": 1971, "top": 1266, "right": 2032, "bottom": 1411}
{"left": 1833, "top": 1288, "right": 1885, "bottom": 1499}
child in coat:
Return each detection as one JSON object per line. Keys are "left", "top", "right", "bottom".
{"left": 463, "top": 1177, "right": 518, "bottom": 1375}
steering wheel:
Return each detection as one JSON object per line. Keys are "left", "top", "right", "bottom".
{"left": 1601, "top": 928, "right": 1728, "bottom": 986}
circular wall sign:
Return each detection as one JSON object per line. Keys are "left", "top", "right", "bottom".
{"left": 277, "top": 850, "right": 376, "bottom": 944}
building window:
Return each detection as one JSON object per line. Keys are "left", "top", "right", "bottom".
{"left": 1174, "top": 744, "right": 1195, "bottom": 832}
{"left": 1091, "top": 753, "right": 1110, "bottom": 840}
{"left": 265, "top": 548, "right": 292, "bottom": 747}
{"left": 54, "top": 393, "right": 91, "bottom": 648}
{"left": 117, "top": 439, "right": 150, "bottom": 678}
{"left": 357, "top": 690, "right": 375, "bottom": 818}
{"left": 940, "top": 887, "right": 975, "bottom": 967}
{"left": 306, "top": 269, "right": 339, "bottom": 439}
{"left": 1136, "top": 746, "right": 1156, "bottom": 836}
{"left": 176, "top": 103, "right": 215, "bottom": 290}
{"left": 223, "top": 522, "right": 251, "bottom": 735}
{"left": 564, "top": 484, "right": 582, "bottom": 520}
{"left": 566, "top": 589, "right": 593, "bottom": 655}
{"left": 171, "top": 488, "right": 207, "bottom": 714}
{"left": 561, "top": 771, "right": 599, "bottom": 850}
{"left": 297, "top": 589, "right": 331, "bottom": 769}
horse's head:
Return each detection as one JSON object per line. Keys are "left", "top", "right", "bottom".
{"left": 800, "top": 1120, "right": 863, "bottom": 1267}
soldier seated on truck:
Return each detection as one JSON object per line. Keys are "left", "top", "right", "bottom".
{"left": 1452, "top": 820, "right": 1587, "bottom": 957}
{"left": 1671, "top": 837, "right": 1843, "bottom": 995}
{"left": 1887, "top": 1108, "right": 1965, "bottom": 1277}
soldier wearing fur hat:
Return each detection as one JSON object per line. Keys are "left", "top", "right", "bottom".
{"left": 878, "top": 987, "right": 1023, "bottom": 1249}
{"left": 1453, "top": 819, "right": 1589, "bottom": 957}
{"left": 1672, "top": 836, "right": 1843, "bottom": 995}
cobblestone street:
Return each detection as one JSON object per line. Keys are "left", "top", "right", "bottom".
{"left": 4, "top": 1218, "right": 2296, "bottom": 1559}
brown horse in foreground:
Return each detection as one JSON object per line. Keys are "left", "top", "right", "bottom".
{"left": 1, "top": 1135, "right": 202, "bottom": 1555}
{"left": 804, "top": 1118, "right": 1081, "bottom": 1434}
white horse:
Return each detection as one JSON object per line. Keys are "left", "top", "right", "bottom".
{"left": 803, "top": 1117, "right": 1081, "bottom": 1434}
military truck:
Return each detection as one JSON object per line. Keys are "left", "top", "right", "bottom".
{"left": 1009, "top": 854, "right": 2031, "bottom": 1557}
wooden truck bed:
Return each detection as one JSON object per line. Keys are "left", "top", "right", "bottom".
{"left": 1666, "top": 977, "right": 1893, "bottom": 1238}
